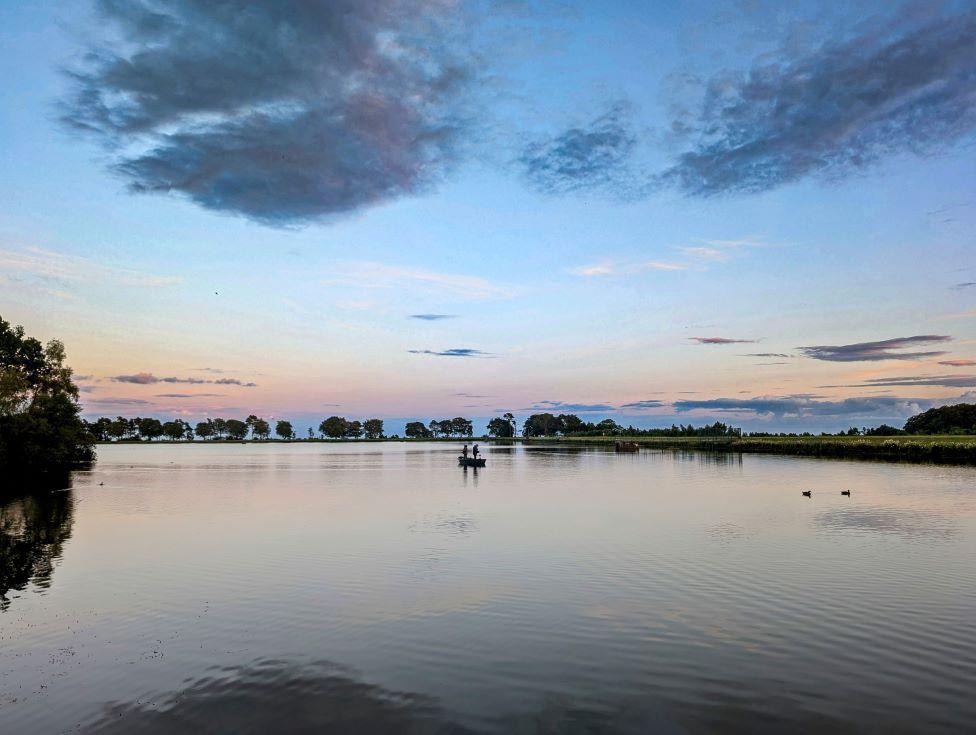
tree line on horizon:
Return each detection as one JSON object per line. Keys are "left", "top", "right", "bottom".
{"left": 80, "top": 404, "right": 976, "bottom": 444}
{"left": 84, "top": 415, "right": 292, "bottom": 442}
{"left": 77, "top": 403, "right": 976, "bottom": 444}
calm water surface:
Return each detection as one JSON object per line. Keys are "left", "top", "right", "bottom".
{"left": 2, "top": 443, "right": 975, "bottom": 733}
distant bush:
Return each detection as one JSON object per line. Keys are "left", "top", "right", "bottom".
{"left": 864, "top": 424, "right": 904, "bottom": 436}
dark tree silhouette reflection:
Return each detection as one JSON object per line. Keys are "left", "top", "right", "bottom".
{"left": 0, "top": 488, "right": 74, "bottom": 611}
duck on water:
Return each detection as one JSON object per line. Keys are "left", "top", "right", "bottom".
{"left": 459, "top": 443, "right": 486, "bottom": 467}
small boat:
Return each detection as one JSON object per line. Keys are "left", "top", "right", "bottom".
{"left": 615, "top": 441, "right": 639, "bottom": 453}
{"left": 458, "top": 456, "right": 486, "bottom": 467}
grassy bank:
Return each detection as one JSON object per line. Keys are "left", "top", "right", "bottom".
{"left": 525, "top": 435, "right": 976, "bottom": 465}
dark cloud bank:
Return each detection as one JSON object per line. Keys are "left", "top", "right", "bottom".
{"left": 62, "top": 0, "right": 475, "bottom": 224}
{"left": 62, "top": 3, "right": 976, "bottom": 221}
{"left": 522, "top": 7, "right": 976, "bottom": 198}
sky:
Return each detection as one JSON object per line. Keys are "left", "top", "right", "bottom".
{"left": 1, "top": 0, "right": 975, "bottom": 435}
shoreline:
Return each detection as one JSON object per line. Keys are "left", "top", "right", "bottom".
{"left": 93, "top": 435, "right": 976, "bottom": 465}
{"left": 524, "top": 435, "right": 976, "bottom": 465}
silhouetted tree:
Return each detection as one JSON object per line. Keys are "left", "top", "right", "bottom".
{"left": 559, "top": 414, "right": 586, "bottom": 434}
{"left": 905, "top": 403, "right": 976, "bottom": 434}
{"left": 0, "top": 317, "right": 94, "bottom": 475}
{"left": 194, "top": 421, "right": 214, "bottom": 440}
{"left": 522, "top": 413, "right": 561, "bottom": 437}
{"left": 487, "top": 416, "right": 515, "bottom": 438}
{"left": 320, "top": 416, "right": 347, "bottom": 439}
{"left": 109, "top": 417, "right": 133, "bottom": 440}
{"left": 252, "top": 418, "right": 271, "bottom": 440}
{"left": 276, "top": 420, "right": 294, "bottom": 440}
{"left": 405, "top": 421, "right": 431, "bottom": 438}
{"left": 864, "top": 424, "right": 904, "bottom": 436}
{"left": 595, "top": 418, "right": 622, "bottom": 435}
{"left": 363, "top": 419, "right": 384, "bottom": 439}
{"left": 162, "top": 420, "right": 185, "bottom": 441}
{"left": 225, "top": 419, "right": 248, "bottom": 440}
{"left": 139, "top": 417, "right": 164, "bottom": 441}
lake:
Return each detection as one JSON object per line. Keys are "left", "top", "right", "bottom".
{"left": 2, "top": 443, "right": 975, "bottom": 733}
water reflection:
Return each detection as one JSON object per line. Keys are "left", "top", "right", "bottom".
{"left": 85, "top": 659, "right": 469, "bottom": 734}
{"left": 80, "top": 658, "right": 882, "bottom": 735}
{"left": 670, "top": 449, "right": 743, "bottom": 468}
{"left": 3, "top": 444, "right": 975, "bottom": 734}
{"left": 0, "top": 487, "right": 75, "bottom": 611}
{"left": 460, "top": 465, "right": 479, "bottom": 487}
{"left": 816, "top": 505, "right": 957, "bottom": 539}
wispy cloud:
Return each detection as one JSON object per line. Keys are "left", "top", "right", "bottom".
{"left": 939, "top": 359, "right": 976, "bottom": 367}
{"left": 569, "top": 261, "right": 685, "bottom": 277}
{"left": 690, "top": 336, "right": 756, "bottom": 345}
{"left": 155, "top": 393, "right": 225, "bottom": 398}
{"left": 799, "top": 335, "right": 951, "bottom": 362}
{"left": 743, "top": 353, "right": 792, "bottom": 358}
{"left": 951, "top": 282, "right": 976, "bottom": 290}
{"left": 408, "top": 348, "right": 494, "bottom": 358}
{"left": 520, "top": 400, "right": 615, "bottom": 413}
{"left": 84, "top": 397, "right": 155, "bottom": 407}
{"left": 113, "top": 373, "right": 257, "bottom": 387}
{"left": 0, "top": 246, "right": 182, "bottom": 291}
{"left": 843, "top": 374, "right": 976, "bottom": 389}
{"left": 572, "top": 237, "right": 772, "bottom": 277}
{"left": 324, "top": 262, "right": 512, "bottom": 300}
{"left": 679, "top": 246, "right": 726, "bottom": 260}
{"left": 677, "top": 237, "right": 774, "bottom": 263}
{"left": 661, "top": 8, "right": 976, "bottom": 195}
{"left": 60, "top": 0, "right": 480, "bottom": 225}
{"left": 409, "top": 314, "right": 457, "bottom": 321}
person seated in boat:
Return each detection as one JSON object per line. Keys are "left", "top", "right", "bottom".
{"left": 462, "top": 444, "right": 469, "bottom": 458}
{"left": 472, "top": 443, "right": 480, "bottom": 459}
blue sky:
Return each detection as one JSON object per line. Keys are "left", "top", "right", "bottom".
{"left": 1, "top": 0, "right": 974, "bottom": 434}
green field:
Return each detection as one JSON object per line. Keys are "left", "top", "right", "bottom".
{"left": 524, "top": 434, "right": 976, "bottom": 464}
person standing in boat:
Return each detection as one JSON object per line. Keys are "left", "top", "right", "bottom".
{"left": 472, "top": 443, "right": 480, "bottom": 459}
{"left": 462, "top": 443, "right": 469, "bottom": 459}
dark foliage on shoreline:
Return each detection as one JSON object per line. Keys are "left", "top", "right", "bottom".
{"left": 521, "top": 413, "right": 742, "bottom": 439}
{"left": 0, "top": 317, "right": 94, "bottom": 479}
{"left": 905, "top": 404, "right": 976, "bottom": 435}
